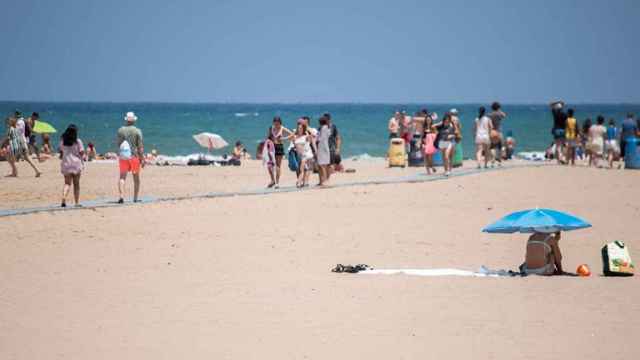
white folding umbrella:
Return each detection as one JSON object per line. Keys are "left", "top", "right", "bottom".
{"left": 193, "top": 132, "right": 229, "bottom": 151}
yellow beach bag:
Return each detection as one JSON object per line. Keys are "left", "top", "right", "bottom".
{"left": 602, "top": 241, "right": 635, "bottom": 276}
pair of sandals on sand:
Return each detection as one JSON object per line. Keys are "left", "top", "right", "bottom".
{"left": 331, "top": 264, "right": 371, "bottom": 273}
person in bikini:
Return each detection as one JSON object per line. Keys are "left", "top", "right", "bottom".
{"left": 564, "top": 108, "right": 578, "bottom": 166}
{"left": 267, "top": 116, "right": 293, "bottom": 189}
{"left": 521, "top": 231, "right": 564, "bottom": 276}
{"left": 422, "top": 113, "right": 438, "bottom": 175}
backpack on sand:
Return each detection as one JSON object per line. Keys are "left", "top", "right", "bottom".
{"left": 602, "top": 241, "right": 634, "bottom": 276}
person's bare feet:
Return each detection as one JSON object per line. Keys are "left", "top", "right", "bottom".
{"left": 5, "top": 173, "right": 17, "bottom": 177}
{"left": 35, "top": 172, "right": 42, "bottom": 178}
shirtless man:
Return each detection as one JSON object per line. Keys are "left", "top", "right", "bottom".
{"left": 412, "top": 109, "right": 427, "bottom": 139}
{"left": 388, "top": 111, "right": 400, "bottom": 138}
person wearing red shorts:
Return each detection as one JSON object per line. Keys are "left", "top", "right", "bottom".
{"left": 117, "top": 112, "right": 144, "bottom": 204}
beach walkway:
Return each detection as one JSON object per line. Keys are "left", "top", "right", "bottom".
{"left": 0, "top": 161, "right": 546, "bottom": 218}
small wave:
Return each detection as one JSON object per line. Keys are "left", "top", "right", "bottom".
{"left": 346, "top": 153, "right": 385, "bottom": 162}
{"left": 235, "top": 112, "right": 259, "bottom": 117}
{"left": 515, "top": 151, "right": 547, "bottom": 161}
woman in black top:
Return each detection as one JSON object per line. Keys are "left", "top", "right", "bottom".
{"left": 435, "top": 114, "right": 457, "bottom": 176}
{"left": 267, "top": 116, "right": 293, "bottom": 188}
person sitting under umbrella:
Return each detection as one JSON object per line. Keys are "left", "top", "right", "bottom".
{"left": 482, "top": 208, "right": 590, "bottom": 276}
{"left": 521, "top": 231, "right": 564, "bottom": 276}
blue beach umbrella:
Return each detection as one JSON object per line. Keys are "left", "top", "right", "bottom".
{"left": 482, "top": 208, "right": 591, "bottom": 234}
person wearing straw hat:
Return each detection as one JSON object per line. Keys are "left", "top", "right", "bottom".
{"left": 116, "top": 111, "right": 144, "bottom": 204}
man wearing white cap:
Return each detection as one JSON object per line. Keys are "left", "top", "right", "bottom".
{"left": 116, "top": 112, "right": 144, "bottom": 204}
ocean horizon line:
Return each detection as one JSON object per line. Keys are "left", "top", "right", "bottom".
{"left": 1, "top": 100, "right": 639, "bottom": 107}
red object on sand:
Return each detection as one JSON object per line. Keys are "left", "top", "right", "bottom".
{"left": 577, "top": 264, "right": 591, "bottom": 277}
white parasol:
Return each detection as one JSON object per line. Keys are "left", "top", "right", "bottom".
{"left": 193, "top": 132, "right": 229, "bottom": 151}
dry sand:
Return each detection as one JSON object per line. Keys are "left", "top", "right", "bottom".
{"left": 1, "top": 159, "right": 639, "bottom": 359}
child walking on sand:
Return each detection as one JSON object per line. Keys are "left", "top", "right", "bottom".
{"left": 263, "top": 133, "right": 277, "bottom": 188}
{"left": 59, "top": 124, "right": 84, "bottom": 207}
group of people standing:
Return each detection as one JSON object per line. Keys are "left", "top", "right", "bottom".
{"left": 262, "top": 113, "right": 341, "bottom": 188}
{"left": 388, "top": 108, "right": 462, "bottom": 176}
{"left": 387, "top": 102, "right": 509, "bottom": 175}
{"left": 550, "top": 101, "right": 640, "bottom": 168}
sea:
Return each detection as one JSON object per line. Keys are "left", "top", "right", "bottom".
{"left": 2, "top": 102, "right": 639, "bottom": 159}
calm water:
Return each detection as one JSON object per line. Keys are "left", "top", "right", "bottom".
{"left": 2, "top": 102, "right": 639, "bottom": 158}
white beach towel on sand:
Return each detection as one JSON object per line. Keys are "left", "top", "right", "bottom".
{"left": 360, "top": 266, "right": 514, "bottom": 277}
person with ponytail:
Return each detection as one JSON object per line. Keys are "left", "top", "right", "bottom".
{"left": 59, "top": 124, "right": 84, "bottom": 207}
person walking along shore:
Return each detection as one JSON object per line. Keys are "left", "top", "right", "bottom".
{"left": 267, "top": 116, "right": 293, "bottom": 189}
{"left": 316, "top": 116, "right": 331, "bottom": 186}
{"left": 59, "top": 124, "right": 84, "bottom": 207}
{"left": 474, "top": 106, "right": 493, "bottom": 169}
{"left": 3, "top": 115, "right": 41, "bottom": 177}
{"left": 117, "top": 112, "right": 144, "bottom": 203}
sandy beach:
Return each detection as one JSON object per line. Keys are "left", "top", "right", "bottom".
{"left": 1, "top": 159, "right": 639, "bottom": 359}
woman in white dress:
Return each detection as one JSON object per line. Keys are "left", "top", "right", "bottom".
{"left": 316, "top": 116, "right": 331, "bottom": 186}
{"left": 474, "top": 106, "right": 493, "bottom": 169}
{"left": 292, "top": 123, "right": 316, "bottom": 188}
{"left": 588, "top": 115, "right": 606, "bottom": 167}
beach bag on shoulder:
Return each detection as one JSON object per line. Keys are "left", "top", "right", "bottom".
{"left": 602, "top": 241, "right": 635, "bottom": 276}
{"left": 454, "top": 124, "right": 462, "bottom": 142}
{"left": 119, "top": 140, "right": 132, "bottom": 160}
{"left": 288, "top": 147, "right": 300, "bottom": 172}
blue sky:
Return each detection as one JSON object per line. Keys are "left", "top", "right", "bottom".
{"left": 1, "top": 0, "right": 638, "bottom": 103}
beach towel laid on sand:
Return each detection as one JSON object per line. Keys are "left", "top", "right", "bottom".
{"left": 361, "top": 266, "right": 519, "bottom": 277}
{"left": 332, "top": 264, "right": 519, "bottom": 277}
